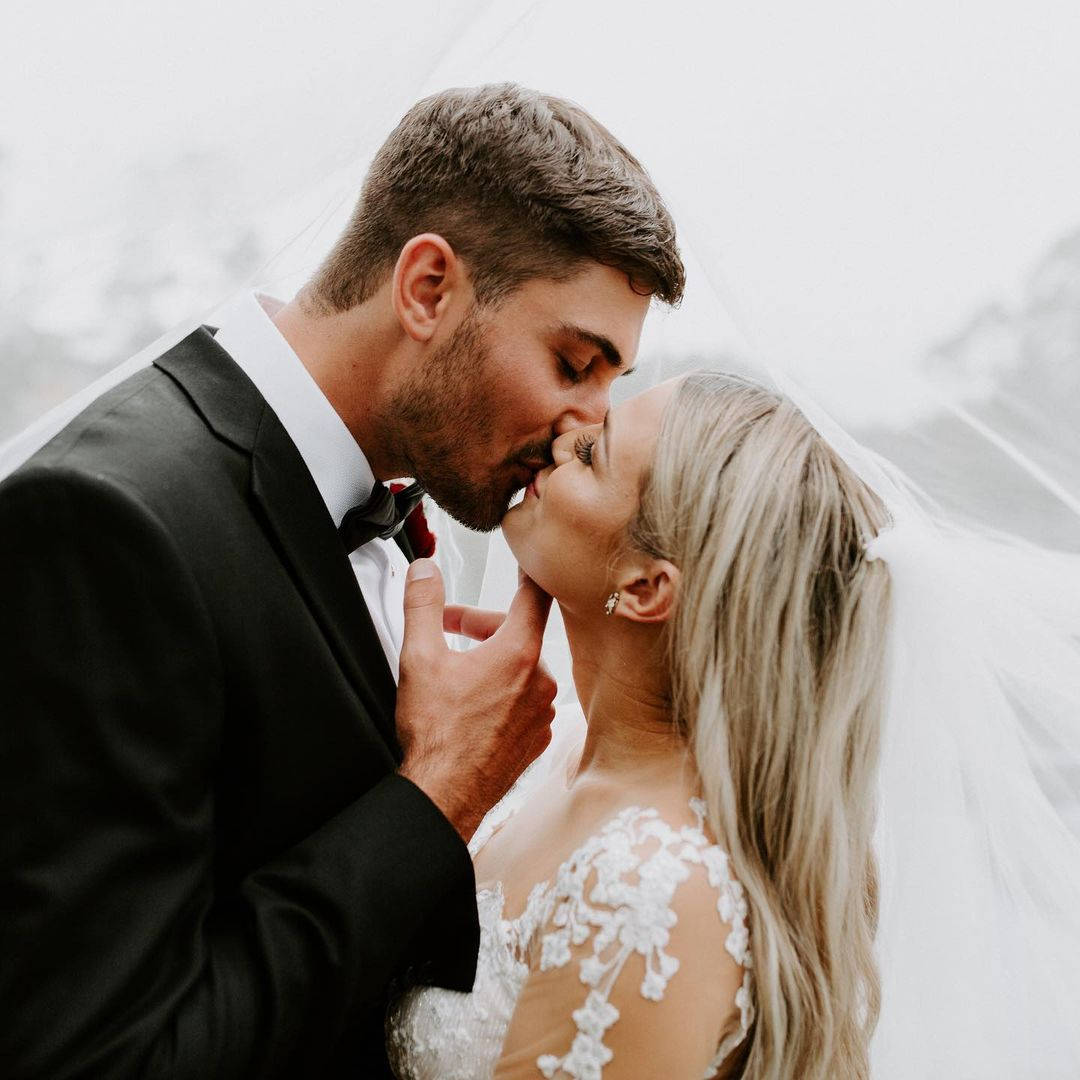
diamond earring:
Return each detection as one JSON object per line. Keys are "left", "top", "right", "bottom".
{"left": 604, "top": 591, "right": 620, "bottom": 615}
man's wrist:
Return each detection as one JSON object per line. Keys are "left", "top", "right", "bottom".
{"left": 397, "top": 761, "right": 480, "bottom": 844}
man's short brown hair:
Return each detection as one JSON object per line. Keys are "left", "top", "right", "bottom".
{"left": 308, "top": 83, "right": 685, "bottom": 311}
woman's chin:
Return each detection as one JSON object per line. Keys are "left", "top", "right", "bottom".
{"left": 499, "top": 503, "right": 524, "bottom": 552}
{"left": 499, "top": 516, "right": 543, "bottom": 585}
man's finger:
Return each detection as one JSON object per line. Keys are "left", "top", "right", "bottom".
{"left": 498, "top": 572, "right": 554, "bottom": 643}
{"left": 444, "top": 604, "right": 506, "bottom": 641}
{"left": 401, "top": 559, "right": 449, "bottom": 657}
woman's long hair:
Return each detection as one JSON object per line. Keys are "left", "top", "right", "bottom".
{"left": 627, "top": 372, "right": 892, "bottom": 1079}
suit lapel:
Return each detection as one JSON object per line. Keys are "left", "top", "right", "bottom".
{"left": 155, "top": 328, "right": 400, "bottom": 753}
{"left": 250, "top": 410, "right": 400, "bottom": 747}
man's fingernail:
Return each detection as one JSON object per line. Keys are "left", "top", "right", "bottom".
{"left": 408, "top": 558, "right": 435, "bottom": 581}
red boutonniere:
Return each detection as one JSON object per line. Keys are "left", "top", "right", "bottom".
{"left": 389, "top": 482, "right": 436, "bottom": 559}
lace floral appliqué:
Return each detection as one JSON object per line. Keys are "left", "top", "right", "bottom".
{"left": 529, "top": 799, "right": 755, "bottom": 1080}
{"left": 385, "top": 798, "right": 754, "bottom": 1080}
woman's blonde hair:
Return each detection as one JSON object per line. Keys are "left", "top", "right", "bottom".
{"left": 628, "top": 372, "right": 892, "bottom": 1079}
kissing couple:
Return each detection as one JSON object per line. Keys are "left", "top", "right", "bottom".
{"left": 3, "top": 83, "right": 1069, "bottom": 1080}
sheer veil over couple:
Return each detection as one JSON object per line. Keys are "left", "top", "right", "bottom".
{"left": 2, "top": 84, "right": 1079, "bottom": 1080}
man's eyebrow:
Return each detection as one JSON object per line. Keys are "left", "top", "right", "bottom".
{"left": 557, "top": 322, "right": 636, "bottom": 376}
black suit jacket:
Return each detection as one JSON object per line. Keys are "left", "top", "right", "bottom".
{"left": 0, "top": 328, "right": 480, "bottom": 1078}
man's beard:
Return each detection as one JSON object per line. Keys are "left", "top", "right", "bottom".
{"left": 377, "top": 307, "right": 549, "bottom": 531}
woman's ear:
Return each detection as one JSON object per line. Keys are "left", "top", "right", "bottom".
{"left": 392, "top": 233, "right": 462, "bottom": 342}
{"left": 614, "top": 559, "right": 681, "bottom": 624}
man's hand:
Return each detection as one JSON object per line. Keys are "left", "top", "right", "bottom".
{"left": 396, "top": 558, "right": 557, "bottom": 843}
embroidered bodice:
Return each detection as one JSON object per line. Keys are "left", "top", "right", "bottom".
{"left": 385, "top": 798, "right": 754, "bottom": 1079}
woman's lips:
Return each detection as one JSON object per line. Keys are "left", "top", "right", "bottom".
{"left": 524, "top": 463, "right": 546, "bottom": 499}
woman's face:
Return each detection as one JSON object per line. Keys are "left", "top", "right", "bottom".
{"left": 502, "top": 378, "right": 682, "bottom": 614}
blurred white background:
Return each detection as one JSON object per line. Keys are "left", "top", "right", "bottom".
{"left": 3, "top": 0, "right": 1079, "bottom": 544}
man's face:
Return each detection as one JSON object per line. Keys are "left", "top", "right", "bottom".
{"left": 383, "top": 262, "right": 652, "bottom": 531}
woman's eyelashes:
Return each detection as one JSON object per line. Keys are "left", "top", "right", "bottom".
{"left": 574, "top": 432, "right": 597, "bottom": 466}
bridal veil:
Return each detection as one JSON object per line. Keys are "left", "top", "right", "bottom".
{"left": 4, "top": 2, "right": 1080, "bottom": 1075}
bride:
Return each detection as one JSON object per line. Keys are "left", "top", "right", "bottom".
{"left": 388, "top": 370, "right": 892, "bottom": 1078}
{"left": 389, "top": 359, "right": 1080, "bottom": 1079}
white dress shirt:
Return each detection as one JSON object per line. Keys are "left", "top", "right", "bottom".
{"left": 212, "top": 290, "right": 408, "bottom": 681}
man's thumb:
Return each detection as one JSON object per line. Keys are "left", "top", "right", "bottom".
{"left": 401, "top": 558, "right": 447, "bottom": 653}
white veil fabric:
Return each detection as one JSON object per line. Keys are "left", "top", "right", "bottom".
{"left": 791, "top": 368, "right": 1080, "bottom": 1073}
{"left": 864, "top": 517, "right": 1080, "bottom": 1076}
{"left": 4, "top": 2, "right": 1080, "bottom": 1076}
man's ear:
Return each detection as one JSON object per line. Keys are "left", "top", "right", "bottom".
{"left": 392, "top": 233, "right": 463, "bottom": 342}
{"left": 614, "top": 558, "right": 681, "bottom": 624}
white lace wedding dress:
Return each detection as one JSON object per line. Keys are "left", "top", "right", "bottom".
{"left": 385, "top": 791, "right": 755, "bottom": 1079}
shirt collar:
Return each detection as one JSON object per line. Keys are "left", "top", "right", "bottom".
{"left": 211, "top": 290, "right": 375, "bottom": 529}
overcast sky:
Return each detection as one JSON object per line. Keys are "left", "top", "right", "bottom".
{"left": 3, "top": 0, "right": 1079, "bottom": 423}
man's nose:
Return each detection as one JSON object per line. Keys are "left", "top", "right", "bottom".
{"left": 553, "top": 385, "right": 609, "bottom": 437}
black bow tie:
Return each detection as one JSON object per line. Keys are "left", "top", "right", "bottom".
{"left": 339, "top": 481, "right": 425, "bottom": 554}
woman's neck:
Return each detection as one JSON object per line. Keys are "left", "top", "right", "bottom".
{"left": 561, "top": 606, "right": 690, "bottom": 790}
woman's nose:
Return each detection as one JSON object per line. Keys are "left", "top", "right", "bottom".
{"left": 551, "top": 422, "right": 601, "bottom": 465}
{"left": 551, "top": 431, "right": 574, "bottom": 465}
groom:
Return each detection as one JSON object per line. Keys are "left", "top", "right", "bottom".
{"left": 0, "top": 84, "right": 683, "bottom": 1077}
